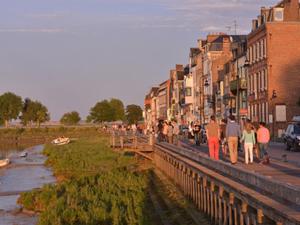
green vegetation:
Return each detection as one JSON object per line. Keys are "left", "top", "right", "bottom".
{"left": 88, "top": 100, "right": 114, "bottom": 123}
{"left": 0, "top": 92, "right": 49, "bottom": 128}
{"left": 87, "top": 98, "right": 126, "bottom": 123}
{"left": 18, "top": 136, "right": 152, "bottom": 225}
{"left": 126, "top": 104, "right": 143, "bottom": 125}
{"left": 20, "top": 98, "right": 50, "bottom": 127}
{"left": 60, "top": 111, "right": 81, "bottom": 125}
{"left": 0, "top": 126, "right": 98, "bottom": 139}
{"left": 109, "top": 98, "right": 125, "bottom": 121}
{"left": 0, "top": 92, "right": 23, "bottom": 128}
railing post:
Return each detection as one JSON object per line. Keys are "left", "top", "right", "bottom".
{"left": 149, "top": 133, "right": 155, "bottom": 146}
{"left": 120, "top": 136, "right": 124, "bottom": 149}
{"left": 134, "top": 136, "right": 138, "bottom": 149}
{"left": 257, "top": 209, "right": 264, "bottom": 224}
{"left": 112, "top": 135, "right": 116, "bottom": 148}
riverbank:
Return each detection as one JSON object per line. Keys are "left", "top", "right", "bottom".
{"left": 17, "top": 135, "right": 212, "bottom": 225}
{"left": 0, "top": 127, "right": 100, "bottom": 151}
{"left": 18, "top": 136, "right": 154, "bottom": 225}
{"left": 0, "top": 145, "right": 55, "bottom": 225}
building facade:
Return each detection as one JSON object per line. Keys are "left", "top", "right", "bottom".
{"left": 247, "top": 0, "right": 300, "bottom": 137}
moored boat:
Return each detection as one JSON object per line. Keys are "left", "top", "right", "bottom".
{"left": 51, "top": 137, "right": 70, "bottom": 146}
{"left": 20, "top": 151, "right": 28, "bottom": 158}
{"left": 0, "top": 158, "right": 10, "bottom": 168}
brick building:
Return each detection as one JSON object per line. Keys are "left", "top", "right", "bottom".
{"left": 169, "top": 65, "right": 185, "bottom": 123}
{"left": 247, "top": 0, "right": 300, "bottom": 137}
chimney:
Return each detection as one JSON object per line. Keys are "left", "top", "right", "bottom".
{"left": 176, "top": 64, "right": 183, "bottom": 71}
{"left": 252, "top": 19, "right": 258, "bottom": 31}
{"left": 223, "top": 36, "right": 231, "bottom": 53}
{"left": 284, "top": 0, "right": 300, "bottom": 21}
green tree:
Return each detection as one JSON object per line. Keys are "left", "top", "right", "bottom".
{"left": 20, "top": 98, "right": 35, "bottom": 126}
{"left": 109, "top": 98, "right": 125, "bottom": 121}
{"left": 88, "top": 100, "right": 114, "bottom": 123}
{"left": 60, "top": 111, "right": 81, "bottom": 125}
{"left": 126, "top": 104, "right": 143, "bottom": 125}
{"left": 34, "top": 101, "right": 50, "bottom": 127}
{"left": 0, "top": 92, "right": 23, "bottom": 127}
{"left": 20, "top": 99, "right": 50, "bottom": 127}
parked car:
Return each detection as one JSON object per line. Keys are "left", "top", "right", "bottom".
{"left": 283, "top": 123, "right": 300, "bottom": 151}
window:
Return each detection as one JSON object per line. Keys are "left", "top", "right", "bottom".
{"left": 263, "top": 38, "right": 266, "bottom": 58}
{"left": 265, "top": 69, "right": 268, "bottom": 90}
{"left": 258, "top": 41, "right": 261, "bottom": 59}
{"left": 274, "top": 8, "right": 284, "bottom": 22}
{"left": 260, "top": 40, "right": 264, "bottom": 59}
{"left": 254, "top": 73, "right": 257, "bottom": 98}
{"left": 252, "top": 45, "right": 255, "bottom": 62}
{"left": 185, "top": 87, "right": 192, "bottom": 96}
{"left": 258, "top": 71, "right": 261, "bottom": 91}
{"left": 266, "top": 102, "right": 269, "bottom": 123}
{"left": 262, "top": 103, "right": 265, "bottom": 122}
{"left": 261, "top": 70, "right": 265, "bottom": 90}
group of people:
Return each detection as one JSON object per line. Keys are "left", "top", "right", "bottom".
{"left": 154, "top": 115, "right": 271, "bottom": 165}
{"left": 188, "top": 121, "right": 207, "bottom": 145}
{"left": 157, "top": 120, "right": 180, "bottom": 145}
{"left": 206, "top": 115, "right": 270, "bottom": 165}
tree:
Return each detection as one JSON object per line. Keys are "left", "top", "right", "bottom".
{"left": 88, "top": 100, "right": 114, "bottom": 123}
{"left": 109, "top": 98, "right": 125, "bottom": 121}
{"left": 0, "top": 92, "right": 23, "bottom": 127}
{"left": 60, "top": 111, "right": 81, "bottom": 125}
{"left": 34, "top": 101, "right": 50, "bottom": 127}
{"left": 20, "top": 98, "right": 35, "bottom": 126}
{"left": 126, "top": 104, "right": 143, "bottom": 125}
{"left": 20, "top": 99, "right": 50, "bottom": 127}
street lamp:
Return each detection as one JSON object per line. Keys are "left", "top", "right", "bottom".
{"left": 270, "top": 90, "right": 277, "bottom": 140}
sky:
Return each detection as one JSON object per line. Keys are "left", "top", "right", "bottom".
{"left": 0, "top": 0, "right": 277, "bottom": 120}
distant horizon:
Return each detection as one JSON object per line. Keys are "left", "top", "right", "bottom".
{"left": 0, "top": 0, "right": 277, "bottom": 120}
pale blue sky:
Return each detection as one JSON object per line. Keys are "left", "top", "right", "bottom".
{"left": 0, "top": 0, "right": 276, "bottom": 120}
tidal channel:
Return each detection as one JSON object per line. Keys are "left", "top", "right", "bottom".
{"left": 0, "top": 145, "right": 55, "bottom": 225}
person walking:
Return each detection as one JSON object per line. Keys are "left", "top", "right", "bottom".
{"left": 162, "top": 121, "right": 169, "bottom": 142}
{"left": 220, "top": 119, "right": 227, "bottom": 156}
{"left": 193, "top": 121, "right": 201, "bottom": 145}
{"left": 257, "top": 122, "right": 270, "bottom": 164}
{"left": 172, "top": 120, "right": 180, "bottom": 145}
{"left": 167, "top": 122, "right": 174, "bottom": 144}
{"left": 206, "top": 115, "right": 220, "bottom": 160}
{"left": 240, "top": 123, "right": 256, "bottom": 164}
{"left": 226, "top": 115, "right": 241, "bottom": 164}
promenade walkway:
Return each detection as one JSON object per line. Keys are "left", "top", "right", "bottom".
{"left": 110, "top": 132, "right": 300, "bottom": 224}
{"left": 180, "top": 141, "right": 300, "bottom": 187}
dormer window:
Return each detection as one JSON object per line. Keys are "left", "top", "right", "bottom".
{"left": 273, "top": 8, "right": 284, "bottom": 21}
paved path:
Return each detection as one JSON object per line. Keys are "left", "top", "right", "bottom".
{"left": 268, "top": 142, "right": 300, "bottom": 166}
{"left": 178, "top": 140, "right": 300, "bottom": 189}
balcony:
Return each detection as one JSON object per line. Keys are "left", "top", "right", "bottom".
{"left": 230, "top": 80, "right": 238, "bottom": 94}
{"left": 230, "top": 78, "right": 247, "bottom": 94}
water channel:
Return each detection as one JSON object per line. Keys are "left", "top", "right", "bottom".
{"left": 0, "top": 145, "right": 56, "bottom": 225}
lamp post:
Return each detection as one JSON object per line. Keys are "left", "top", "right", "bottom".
{"left": 242, "top": 59, "right": 250, "bottom": 121}
{"left": 204, "top": 79, "right": 210, "bottom": 123}
{"left": 270, "top": 90, "right": 277, "bottom": 140}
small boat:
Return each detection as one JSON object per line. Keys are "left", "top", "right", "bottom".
{"left": 0, "top": 158, "right": 10, "bottom": 168}
{"left": 51, "top": 137, "right": 70, "bottom": 146}
{"left": 20, "top": 151, "right": 28, "bottom": 158}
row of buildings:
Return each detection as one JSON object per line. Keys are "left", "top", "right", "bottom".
{"left": 144, "top": 0, "right": 300, "bottom": 138}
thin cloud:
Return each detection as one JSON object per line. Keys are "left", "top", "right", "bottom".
{"left": 27, "top": 12, "right": 68, "bottom": 19}
{"left": 0, "top": 28, "right": 65, "bottom": 33}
